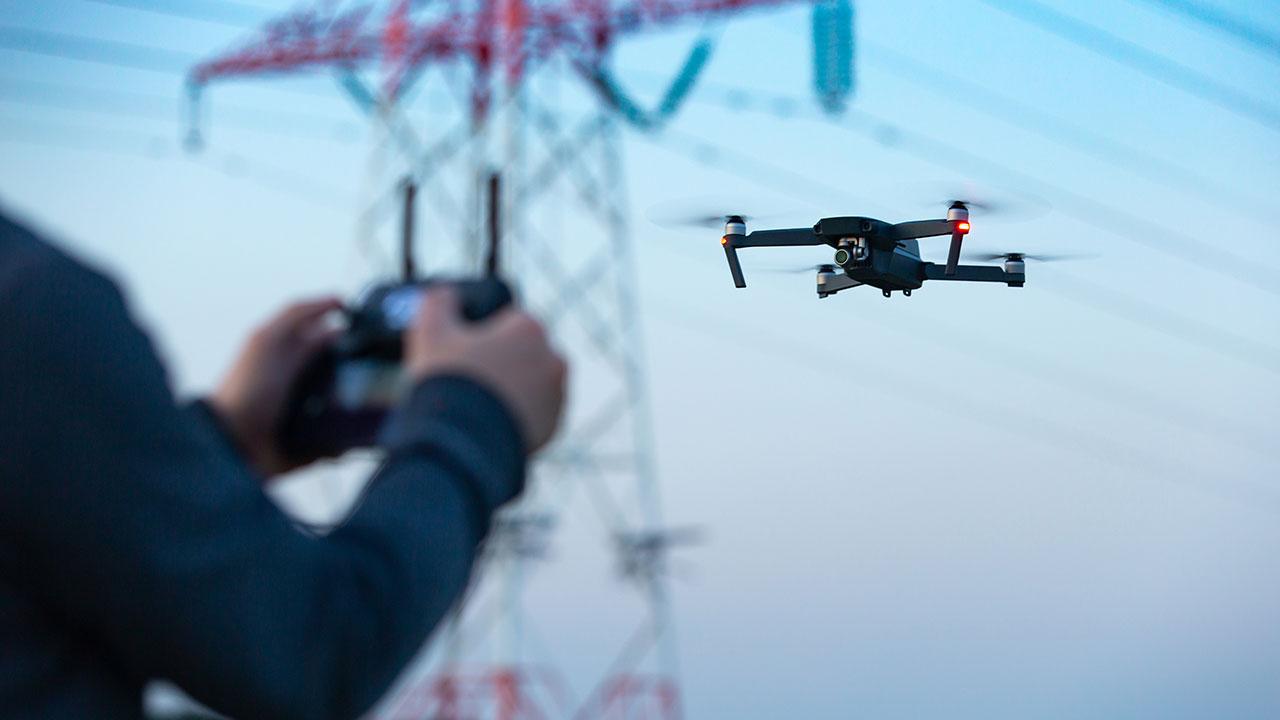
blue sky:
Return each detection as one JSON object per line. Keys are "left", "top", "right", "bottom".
{"left": 2, "top": 0, "right": 1279, "bottom": 718}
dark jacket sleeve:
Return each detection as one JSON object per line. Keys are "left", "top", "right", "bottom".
{"left": 0, "top": 249, "right": 524, "bottom": 719}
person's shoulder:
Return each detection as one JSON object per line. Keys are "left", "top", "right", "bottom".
{"left": 0, "top": 208, "right": 116, "bottom": 308}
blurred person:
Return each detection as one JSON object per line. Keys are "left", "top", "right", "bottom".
{"left": 0, "top": 207, "right": 567, "bottom": 720}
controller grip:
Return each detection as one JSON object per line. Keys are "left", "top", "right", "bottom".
{"left": 454, "top": 277, "right": 514, "bottom": 322}
{"left": 276, "top": 346, "right": 389, "bottom": 462}
{"left": 276, "top": 277, "right": 515, "bottom": 463}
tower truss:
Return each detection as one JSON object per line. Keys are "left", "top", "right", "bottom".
{"left": 187, "top": 2, "right": 851, "bottom": 717}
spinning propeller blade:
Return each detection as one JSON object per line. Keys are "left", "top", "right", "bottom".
{"left": 967, "top": 252, "right": 1097, "bottom": 263}
{"left": 760, "top": 263, "right": 838, "bottom": 275}
{"left": 658, "top": 212, "right": 754, "bottom": 229}
{"left": 645, "top": 196, "right": 796, "bottom": 230}
{"left": 898, "top": 179, "right": 1052, "bottom": 222}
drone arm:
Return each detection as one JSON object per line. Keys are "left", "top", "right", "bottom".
{"left": 817, "top": 271, "right": 861, "bottom": 297}
{"left": 889, "top": 219, "right": 952, "bottom": 240}
{"left": 944, "top": 233, "right": 964, "bottom": 276}
{"left": 922, "top": 263, "right": 1023, "bottom": 285}
{"left": 721, "top": 228, "right": 826, "bottom": 288}
{"left": 738, "top": 228, "right": 827, "bottom": 247}
{"left": 722, "top": 238, "right": 747, "bottom": 288}
{"left": 891, "top": 219, "right": 967, "bottom": 274}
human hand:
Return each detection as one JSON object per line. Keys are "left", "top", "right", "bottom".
{"left": 211, "top": 297, "right": 342, "bottom": 477}
{"left": 405, "top": 287, "right": 567, "bottom": 454}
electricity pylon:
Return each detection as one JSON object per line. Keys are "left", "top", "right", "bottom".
{"left": 187, "top": 1, "right": 852, "bottom": 715}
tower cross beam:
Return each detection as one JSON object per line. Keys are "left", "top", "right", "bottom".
{"left": 189, "top": 0, "right": 804, "bottom": 95}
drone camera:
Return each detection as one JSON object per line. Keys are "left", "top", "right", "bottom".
{"left": 833, "top": 248, "right": 851, "bottom": 266}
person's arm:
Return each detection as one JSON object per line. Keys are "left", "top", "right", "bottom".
{"left": 182, "top": 398, "right": 253, "bottom": 469}
{"left": 0, "top": 255, "right": 532, "bottom": 719}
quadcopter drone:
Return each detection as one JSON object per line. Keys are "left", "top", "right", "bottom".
{"left": 720, "top": 202, "right": 1032, "bottom": 298}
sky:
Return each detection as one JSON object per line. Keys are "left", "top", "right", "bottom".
{"left": 2, "top": 0, "right": 1279, "bottom": 718}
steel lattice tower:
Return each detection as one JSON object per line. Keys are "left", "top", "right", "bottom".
{"left": 187, "top": 2, "right": 851, "bottom": 716}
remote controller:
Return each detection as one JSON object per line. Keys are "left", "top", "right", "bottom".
{"left": 277, "top": 277, "right": 514, "bottom": 462}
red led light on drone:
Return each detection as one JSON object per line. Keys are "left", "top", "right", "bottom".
{"left": 956, "top": 221, "right": 971, "bottom": 234}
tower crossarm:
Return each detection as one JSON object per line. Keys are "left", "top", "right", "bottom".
{"left": 189, "top": 0, "right": 805, "bottom": 89}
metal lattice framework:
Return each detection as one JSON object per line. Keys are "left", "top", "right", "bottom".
{"left": 188, "top": 1, "right": 851, "bottom": 717}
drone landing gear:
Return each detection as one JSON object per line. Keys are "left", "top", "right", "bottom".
{"left": 882, "top": 289, "right": 891, "bottom": 298}
{"left": 903, "top": 289, "right": 912, "bottom": 297}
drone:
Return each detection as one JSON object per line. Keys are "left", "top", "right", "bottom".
{"left": 719, "top": 202, "right": 1036, "bottom": 298}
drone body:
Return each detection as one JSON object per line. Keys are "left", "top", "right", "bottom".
{"left": 720, "top": 202, "right": 1026, "bottom": 298}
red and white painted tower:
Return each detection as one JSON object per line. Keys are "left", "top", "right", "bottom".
{"left": 187, "top": 1, "right": 851, "bottom": 716}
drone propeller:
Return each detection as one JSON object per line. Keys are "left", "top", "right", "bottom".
{"left": 657, "top": 211, "right": 757, "bottom": 229}
{"left": 759, "top": 263, "right": 838, "bottom": 275}
{"left": 645, "top": 196, "right": 796, "bottom": 230}
{"left": 940, "top": 197, "right": 1009, "bottom": 215}
{"left": 900, "top": 180, "right": 1052, "bottom": 221}
{"left": 967, "top": 251, "right": 1097, "bottom": 263}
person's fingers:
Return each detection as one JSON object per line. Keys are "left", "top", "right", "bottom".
{"left": 551, "top": 353, "right": 569, "bottom": 387}
{"left": 295, "top": 323, "right": 343, "bottom": 359}
{"left": 484, "top": 308, "right": 546, "bottom": 344}
{"left": 273, "top": 297, "right": 343, "bottom": 338}
{"left": 412, "top": 285, "right": 463, "bottom": 341}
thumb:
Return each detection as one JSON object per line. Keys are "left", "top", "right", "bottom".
{"left": 413, "top": 284, "right": 463, "bottom": 342}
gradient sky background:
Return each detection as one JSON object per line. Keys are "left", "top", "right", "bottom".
{"left": 2, "top": 0, "right": 1279, "bottom": 718}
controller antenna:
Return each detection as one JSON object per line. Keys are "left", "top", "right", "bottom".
{"left": 400, "top": 176, "right": 417, "bottom": 282}
{"left": 486, "top": 171, "right": 501, "bottom": 277}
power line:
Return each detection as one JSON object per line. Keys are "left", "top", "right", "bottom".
{"left": 15, "top": 11, "right": 1274, "bottom": 450}
{"left": 646, "top": 294, "right": 1280, "bottom": 512}
{"left": 1041, "top": 269, "right": 1280, "bottom": 377}
{"left": 0, "top": 76, "right": 361, "bottom": 143}
{"left": 5, "top": 107, "right": 1272, "bottom": 511}
{"left": 834, "top": 105, "right": 1280, "bottom": 297}
{"left": 34, "top": 7, "right": 1272, "bottom": 225}
{"left": 641, "top": 124, "right": 1279, "bottom": 380}
{"left": 20, "top": 20, "right": 1266, "bottom": 385}
{"left": 640, "top": 130, "right": 1278, "bottom": 451}
{"left": 701, "top": 95, "right": 1280, "bottom": 358}
{"left": 0, "top": 119, "right": 173, "bottom": 160}
{"left": 0, "top": 25, "right": 194, "bottom": 74}
{"left": 638, "top": 128, "right": 1280, "bottom": 499}
{"left": 857, "top": 40, "right": 1275, "bottom": 222}
{"left": 892, "top": 283, "right": 1279, "bottom": 446}
{"left": 0, "top": 25, "right": 356, "bottom": 107}
{"left": 0, "top": 115, "right": 355, "bottom": 209}
{"left": 80, "top": 0, "right": 269, "bottom": 28}
{"left": 643, "top": 124, "right": 896, "bottom": 217}
{"left": 690, "top": 82, "right": 1280, "bottom": 299}
{"left": 973, "top": 0, "right": 1280, "bottom": 133}
{"left": 1126, "top": 0, "right": 1280, "bottom": 60}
